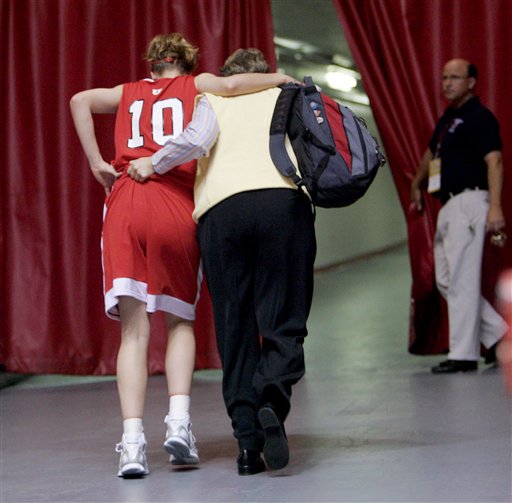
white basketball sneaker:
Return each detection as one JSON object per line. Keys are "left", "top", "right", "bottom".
{"left": 115, "top": 433, "right": 149, "bottom": 477}
{"left": 163, "top": 415, "right": 199, "bottom": 465}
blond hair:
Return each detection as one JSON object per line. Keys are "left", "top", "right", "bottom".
{"left": 145, "top": 33, "right": 198, "bottom": 75}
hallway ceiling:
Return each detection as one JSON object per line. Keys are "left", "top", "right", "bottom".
{"left": 271, "top": 0, "right": 353, "bottom": 66}
{"left": 270, "top": 0, "right": 367, "bottom": 104}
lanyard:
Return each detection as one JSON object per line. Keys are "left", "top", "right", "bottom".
{"left": 434, "top": 119, "right": 453, "bottom": 158}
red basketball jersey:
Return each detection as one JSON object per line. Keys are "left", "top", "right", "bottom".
{"left": 113, "top": 75, "right": 198, "bottom": 187}
{"left": 102, "top": 75, "right": 201, "bottom": 321}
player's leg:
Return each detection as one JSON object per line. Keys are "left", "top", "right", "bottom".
{"left": 115, "top": 295, "right": 151, "bottom": 477}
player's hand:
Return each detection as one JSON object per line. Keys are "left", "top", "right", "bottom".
{"left": 90, "top": 160, "right": 121, "bottom": 196}
{"left": 281, "top": 74, "right": 302, "bottom": 85}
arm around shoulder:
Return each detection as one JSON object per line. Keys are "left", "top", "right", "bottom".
{"left": 194, "top": 72, "right": 297, "bottom": 96}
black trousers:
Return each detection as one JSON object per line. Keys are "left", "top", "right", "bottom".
{"left": 197, "top": 189, "right": 316, "bottom": 449}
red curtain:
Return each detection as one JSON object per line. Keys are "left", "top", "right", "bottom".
{"left": 0, "top": 0, "right": 277, "bottom": 374}
{"left": 334, "top": 0, "right": 512, "bottom": 354}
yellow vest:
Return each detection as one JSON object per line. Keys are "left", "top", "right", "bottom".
{"left": 192, "top": 88, "right": 297, "bottom": 222}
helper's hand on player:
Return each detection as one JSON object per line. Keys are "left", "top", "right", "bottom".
{"left": 127, "top": 157, "right": 155, "bottom": 183}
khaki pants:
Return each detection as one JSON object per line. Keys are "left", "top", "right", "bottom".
{"left": 434, "top": 190, "right": 507, "bottom": 360}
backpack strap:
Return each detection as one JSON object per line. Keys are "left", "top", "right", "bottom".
{"left": 303, "top": 76, "right": 317, "bottom": 95}
{"left": 301, "top": 77, "right": 337, "bottom": 188}
{"left": 269, "top": 83, "right": 305, "bottom": 188}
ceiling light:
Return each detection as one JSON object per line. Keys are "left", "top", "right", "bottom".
{"left": 326, "top": 70, "right": 357, "bottom": 92}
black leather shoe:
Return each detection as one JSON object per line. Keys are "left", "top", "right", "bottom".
{"left": 258, "top": 405, "right": 289, "bottom": 470}
{"left": 237, "top": 449, "right": 265, "bottom": 475}
{"left": 431, "top": 359, "right": 478, "bottom": 374}
{"left": 485, "top": 343, "right": 498, "bottom": 365}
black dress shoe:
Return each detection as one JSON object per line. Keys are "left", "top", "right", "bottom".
{"left": 258, "top": 405, "right": 289, "bottom": 470}
{"left": 485, "top": 343, "right": 498, "bottom": 364}
{"left": 431, "top": 359, "right": 478, "bottom": 374}
{"left": 237, "top": 449, "right": 265, "bottom": 475}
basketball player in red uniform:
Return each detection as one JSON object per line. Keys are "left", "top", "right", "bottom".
{"left": 70, "top": 33, "right": 295, "bottom": 477}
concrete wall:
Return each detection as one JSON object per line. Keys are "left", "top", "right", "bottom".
{"left": 314, "top": 162, "right": 407, "bottom": 269}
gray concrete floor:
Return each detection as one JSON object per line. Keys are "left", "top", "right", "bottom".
{"left": 1, "top": 245, "right": 511, "bottom": 503}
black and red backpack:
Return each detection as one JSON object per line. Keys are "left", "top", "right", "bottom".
{"left": 269, "top": 76, "right": 386, "bottom": 208}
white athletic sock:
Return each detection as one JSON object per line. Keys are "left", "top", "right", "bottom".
{"left": 123, "top": 418, "right": 144, "bottom": 439}
{"left": 168, "top": 394, "right": 191, "bottom": 423}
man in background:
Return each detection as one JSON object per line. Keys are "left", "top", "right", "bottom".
{"left": 411, "top": 58, "right": 508, "bottom": 374}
